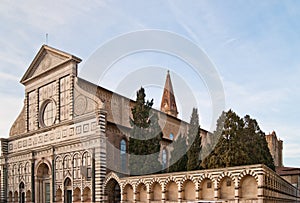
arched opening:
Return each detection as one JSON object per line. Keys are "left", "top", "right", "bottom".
{"left": 124, "top": 184, "right": 134, "bottom": 202}
{"left": 26, "top": 190, "right": 31, "bottom": 203}
{"left": 240, "top": 175, "right": 258, "bottom": 199}
{"left": 120, "top": 139, "right": 127, "bottom": 173}
{"left": 183, "top": 180, "right": 196, "bottom": 200}
{"left": 19, "top": 182, "right": 25, "bottom": 203}
{"left": 56, "top": 188, "right": 62, "bottom": 203}
{"left": 136, "top": 183, "right": 147, "bottom": 202}
{"left": 166, "top": 181, "right": 178, "bottom": 201}
{"left": 82, "top": 152, "right": 92, "bottom": 180}
{"left": 36, "top": 163, "right": 51, "bottom": 203}
{"left": 105, "top": 178, "right": 121, "bottom": 203}
{"left": 150, "top": 182, "right": 162, "bottom": 201}
{"left": 73, "top": 187, "right": 81, "bottom": 203}
{"left": 8, "top": 191, "right": 12, "bottom": 203}
{"left": 14, "top": 191, "right": 18, "bottom": 203}
{"left": 25, "top": 162, "right": 31, "bottom": 183}
{"left": 73, "top": 153, "right": 81, "bottom": 180}
{"left": 55, "top": 157, "right": 63, "bottom": 181}
{"left": 83, "top": 187, "right": 91, "bottom": 202}
{"left": 64, "top": 177, "right": 72, "bottom": 203}
{"left": 200, "top": 178, "right": 214, "bottom": 200}
{"left": 219, "top": 176, "right": 235, "bottom": 200}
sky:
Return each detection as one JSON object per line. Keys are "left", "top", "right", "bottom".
{"left": 1, "top": 0, "right": 300, "bottom": 167}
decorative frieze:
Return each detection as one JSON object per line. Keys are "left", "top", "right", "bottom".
{"left": 8, "top": 118, "right": 100, "bottom": 153}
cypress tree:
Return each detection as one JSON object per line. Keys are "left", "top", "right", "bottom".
{"left": 168, "top": 133, "right": 188, "bottom": 172}
{"left": 186, "top": 108, "right": 202, "bottom": 171}
{"left": 201, "top": 109, "right": 275, "bottom": 170}
{"left": 201, "top": 110, "right": 244, "bottom": 168}
{"left": 242, "top": 115, "right": 275, "bottom": 170}
{"left": 128, "top": 87, "right": 163, "bottom": 175}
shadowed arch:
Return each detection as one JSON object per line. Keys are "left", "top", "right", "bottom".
{"left": 8, "top": 191, "right": 12, "bottom": 202}
{"left": 105, "top": 178, "right": 121, "bottom": 203}
{"left": 182, "top": 179, "right": 196, "bottom": 201}
{"left": 150, "top": 181, "right": 162, "bottom": 201}
{"left": 166, "top": 180, "right": 178, "bottom": 201}
{"left": 14, "top": 191, "right": 18, "bottom": 203}
{"left": 73, "top": 187, "right": 81, "bottom": 202}
{"left": 83, "top": 187, "right": 91, "bottom": 202}
{"left": 123, "top": 183, "right": 134, "bottom": 202}
{"left": 219, "top": 176, "right": 235, "bottom": 200}
{"left": 56, "top": 188, "right": 62, "bottom": 203}
{"left": 239, "top": 175, "right": 258, "bottom": 199}
{"left": 136, "top": 182, "right": 147, "bottom": 202}
{"left": 199, "top": 178, "right": 214, "bottom": 200}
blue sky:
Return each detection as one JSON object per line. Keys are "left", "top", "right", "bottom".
{"left": 1, "top": 1, "right": 300, "bottom": 167}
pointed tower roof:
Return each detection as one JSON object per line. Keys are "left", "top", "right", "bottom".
{"left": 160, "top": 70, "right": 178, "bottom": 117}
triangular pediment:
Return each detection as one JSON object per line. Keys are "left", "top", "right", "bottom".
{"left": 20, "top": 45, "right": 81, "bottom": 84}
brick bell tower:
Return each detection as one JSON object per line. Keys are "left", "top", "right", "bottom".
{"left": 160, "top": 70, "right": 178, "bottom": 117}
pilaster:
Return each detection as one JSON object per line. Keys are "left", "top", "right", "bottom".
{"left": 51, "top": 148, "right": 55, "bottom": 203}
{"left": 34, "top": 89, "right": 39, "bottom": 130}
{"left": 55, "top": 80, "right": 60, "bottom": 123}
{"left": 161, "top": 190, "right": 166, "bottom": 203}
{"left": 94, "top": 109, "right": 107, "bottom": 202}
{"left": 0, "top": 163, "right": 7, "bottom": 203}
{"left": 69, "top": 75, "right": 75, "bottom": 120}
{"left": 214, "top": 182, "right": 219, "bottom": 200}
{"left": 25, "top": 92, "right": 29, "bottom": 132}
{"left": 31, "top": 154, "right": 35, "bottom": 203}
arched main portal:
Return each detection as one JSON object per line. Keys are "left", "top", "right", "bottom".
{"left": 64, "top": 177, "right": 72, "bottom": 203}
{"left": 36, "top": 163, "right": 51, "bottom": 203}
{"left": 105, "top": 178, "right": 121, "bottom": 203}
{"left": 19, "top": 182, "right": 25, "bottom": 203}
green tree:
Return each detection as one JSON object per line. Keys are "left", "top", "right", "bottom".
{"left": 128, "top": 87, "right": 163, "bottom": 175}
{"left": 201, "top": 109, "right": 275, "bottom": 170}
{"left": 201, "top": 111, "right": 225, "bottom": 161}
{"left": 168, "top": 133, "right": 188, "bottom": 172}
{"left": 242, "top": 115, "right": 275, "bottom": 170}
{"left": 201, "top": 109, "right": 245, "bottom": 168}
{"left": 186, "top": 108, "right": 202, "bottom": 171}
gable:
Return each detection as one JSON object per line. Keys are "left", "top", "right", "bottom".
{"left": 20, "top": 45, "right": 81, "bottom": 84}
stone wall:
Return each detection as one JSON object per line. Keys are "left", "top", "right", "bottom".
{"left": 104, "top": 164, "right": 299, "bottom": 203}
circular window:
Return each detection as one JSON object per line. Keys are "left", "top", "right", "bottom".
{"left": 41, "top": 100, "right": 56, "bottom": 127}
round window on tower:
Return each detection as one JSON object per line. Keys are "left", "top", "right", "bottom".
{"left": 40, "top": 99, "right": 56, "bottom": 127}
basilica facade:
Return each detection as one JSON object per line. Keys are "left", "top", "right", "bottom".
{"left": 0, "top": 45, "right": 192, "bottom": 203}
{"left": 0, "top": 45, "right": 298, "bottom": 203}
